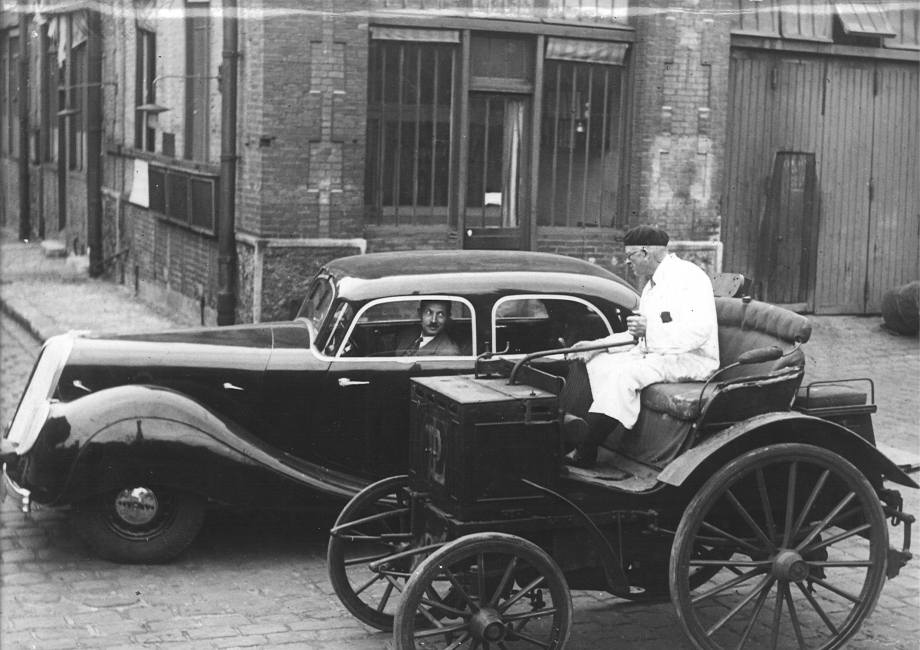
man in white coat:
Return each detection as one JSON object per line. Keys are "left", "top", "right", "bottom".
{"left": 564, "top": 225, "right": 720, "bottom": 469}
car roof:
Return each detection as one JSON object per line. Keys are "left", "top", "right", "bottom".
{"left": 322, "top": 251, "right": 639, "bottom": 308}
{"left": 325, "top": 250, "right": 622, "bottom": 281}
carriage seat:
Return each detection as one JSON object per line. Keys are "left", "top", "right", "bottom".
{"left": 639, "top": 298, "right": 813, "bottom": 421}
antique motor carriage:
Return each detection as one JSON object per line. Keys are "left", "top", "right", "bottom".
{"left": 328, "top": 297, "right": 916, "bottom": 650}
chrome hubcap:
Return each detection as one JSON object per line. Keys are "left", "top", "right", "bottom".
{"left": 114, "top": 487, "right": 159, "bottom": 526}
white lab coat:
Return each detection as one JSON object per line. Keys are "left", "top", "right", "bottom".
{"left": 586, "top": 254, "right": 720, "bottom": 428}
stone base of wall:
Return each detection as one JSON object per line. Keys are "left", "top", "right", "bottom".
{"left": 365, "top": 225, "right": 461, "bottom": 253}
{"left": 237, "top": 234, "right": 366, "bottom": 323}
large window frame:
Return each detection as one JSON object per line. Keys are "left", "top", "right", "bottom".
{"left": 68, "top": 27, "right": 87, "bottom": 172}
{"left": 3, "top": 30, "right": 19, "bottom": 159}
{"left": 363, "top": 26, "right": 631, "bottom": 233}
{"left": 135, "top": 27, "right": 156, "bottom": 152}
{"left": 365, "top": 34, "right": 458, "bottom": 226}
{"left": 185, "top": 1, "right": 211, "bottom": 162}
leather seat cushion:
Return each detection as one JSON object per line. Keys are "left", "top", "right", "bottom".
{"left": 794, "top": 384, "right": 868, "bottom": 410}
{"left": 641, "top": 381, "right": 714, "bottom": 420}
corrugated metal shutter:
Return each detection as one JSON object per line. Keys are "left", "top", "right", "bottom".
{"left": 866, "top": 63, "right": 920, "bottom": 311}
{"left": 731, "top": 0, "right": 781, "bottom": 36}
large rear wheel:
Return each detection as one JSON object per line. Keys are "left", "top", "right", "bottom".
{"left": 670, "top": 443, "right": 888, "bottom": 650}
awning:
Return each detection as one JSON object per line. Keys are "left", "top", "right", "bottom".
{"left": 370, "top": 27, "right": 460, "bottom": 43}
{"left": 545, "top": 37, "right": 628, "bottom": 66}
{"left": 835, "top": 1, "right": 896, "bottom": 37}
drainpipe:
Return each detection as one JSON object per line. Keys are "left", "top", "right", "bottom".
{"left": 217, "top": 0, "right": 238, "bottom": 325}
{"left": 86, "top": 8, "right": 103, "bottom": 277}
{"left": 18, "top": 8, "right": 30, "bottom": 241}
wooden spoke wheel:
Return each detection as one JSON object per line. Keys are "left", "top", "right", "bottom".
{"left": 394, "top": 532, "right": 573, "bottom": 650}
{"left": 670, "top": 443, "right": 888, "bottom": 650}
{"left": 328, "top": 475, "right": 419, "bottom": 631}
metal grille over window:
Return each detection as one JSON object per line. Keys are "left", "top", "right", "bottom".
{"left": 365, "top": 39, "right": 456, "bottom": 226}
{"left": 538, "top": 58, "right": 626, "bottom": 227}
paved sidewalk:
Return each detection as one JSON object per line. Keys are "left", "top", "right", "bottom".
{"left": 0, "top": 229, "right": 195, "bottom": 342}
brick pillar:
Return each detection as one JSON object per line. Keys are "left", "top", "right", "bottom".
{"left": 627, "top": 0, "right": 730, "bottom": 241}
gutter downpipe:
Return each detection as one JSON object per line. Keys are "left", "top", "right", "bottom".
{"left": 86, "top": 8, "right": 103, "bottom": 277}
{"left": 217, "top": 0, "right": 239, "bottom": 325}
{"left": 18, "top": 7, "right": 30, "bottom": 241}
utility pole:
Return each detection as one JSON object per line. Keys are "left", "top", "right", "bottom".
{"left": 86, "top": 8, "right": 103, "bottom": 276}
{"left": 217, "top": 0, "right": 239, "bottom": 325}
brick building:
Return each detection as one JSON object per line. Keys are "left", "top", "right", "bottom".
{"left": 1, "top": 0, "right": 916, "bottom": 323}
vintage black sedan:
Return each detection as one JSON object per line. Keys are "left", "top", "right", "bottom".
{"left": 0, "top": 251, "right": 638, "bottom": 563}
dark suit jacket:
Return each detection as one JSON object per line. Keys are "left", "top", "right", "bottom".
{"left": 393, "top": 325, "right": 461, "bottom": 356}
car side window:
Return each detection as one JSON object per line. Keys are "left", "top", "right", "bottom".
{"left": 321, "top": 302, "right": 355, "bottom": 356}
{"left": 337, "top": 297, "right": 475, "bottom": 358}
{"left": 492, "top": 296, "right": 613, "bottom": 355}
{"left": 297, "top": 276, "right": 335, "bottom": 332}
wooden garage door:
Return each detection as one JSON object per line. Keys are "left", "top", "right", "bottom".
{"left": 866, "top": 63, "right": 919, "bottom": 312}
{"left": 725, "top": 49, "right": 919, "bottom": 314}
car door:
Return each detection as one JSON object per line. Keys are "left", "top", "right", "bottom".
{"left": 309, "top": 296, "right": 477, "bottom": 477}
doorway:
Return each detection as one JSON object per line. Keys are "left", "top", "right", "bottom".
{"left": 463, "top": 93, "right": 530, "bottom": 250}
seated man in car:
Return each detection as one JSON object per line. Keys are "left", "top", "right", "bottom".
{"left": 381, "top": 299, "right": 461, "bottom": 356}
{"left": 564, "top": 225, "right": 719, "bottom": 470}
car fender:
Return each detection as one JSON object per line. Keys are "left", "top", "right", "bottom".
{"left": 23, "top": 384, "right": 368, "bottom": 507}
{"left": 657, "top": 411, "right": 918, "bottom": 490}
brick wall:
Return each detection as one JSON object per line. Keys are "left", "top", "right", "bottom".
{"left": 626, "top": 0, "right": 730, "bottom": 239}
{"left": 245, "top": 0, "right": 368, "bottom": 240}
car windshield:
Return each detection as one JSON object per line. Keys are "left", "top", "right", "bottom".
{"left": 298, "top": 277, "right": 335, "bottom": 331}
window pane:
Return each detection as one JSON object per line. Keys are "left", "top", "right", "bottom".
{"left": 538, "top": 60, "right": 624, "bottom": 227}
{"left": 190, "top": 176, "right": 215, "bottom": 230}
{"left": 149, "top": 166, "right": 166, "bottom": 212}
{"left": 167, "top": 171, "right": 188, "bottom": 222}
{"left": 493, "top": 297, "right": 612, "bottom": 355}
{"left": 347, "top": 298, "right": 473, "bottom": 358}
{"left": 365, "top": 41, "right": 455, "bottom": 225}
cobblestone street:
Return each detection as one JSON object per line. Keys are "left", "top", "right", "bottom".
{"left": 2, "top": 310, "right": 918, "bottom": 650}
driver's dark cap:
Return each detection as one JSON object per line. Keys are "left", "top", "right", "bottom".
{"left": 623, "top": 225, "right": 669, "bottom": 247}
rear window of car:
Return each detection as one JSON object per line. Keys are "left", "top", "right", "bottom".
{"left": 492, "top": 295, "right": 613, "bottom": 355}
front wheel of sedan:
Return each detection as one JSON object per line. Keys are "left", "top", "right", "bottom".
{"left": 71, "top": 485, "right": 206, "bottom": 564}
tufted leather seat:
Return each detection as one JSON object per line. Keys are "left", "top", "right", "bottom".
{"left": 639, "top": 298, "right": 812, "bottom": 421}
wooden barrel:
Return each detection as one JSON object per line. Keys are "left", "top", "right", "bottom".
{"left": 882, "top": 281, "right": 919, "bottom": 335}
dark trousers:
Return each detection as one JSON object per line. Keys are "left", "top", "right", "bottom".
{"left": 560, "top": 361, "right": 621, "bottom": 450}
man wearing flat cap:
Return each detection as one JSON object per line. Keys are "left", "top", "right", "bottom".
{"left": 564, "top": 224, "right": 719, "bottom": 470}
